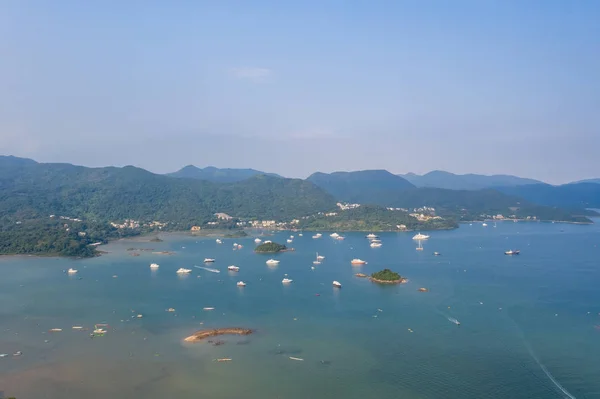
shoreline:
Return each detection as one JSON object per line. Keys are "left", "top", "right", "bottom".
{"left": 459, "top": 219, "right": 593, "bottom": 225}
{"left": 369, "top": 277, "right": 408, "bottom": 285}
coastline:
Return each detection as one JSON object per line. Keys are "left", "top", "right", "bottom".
{"left": 369, "top": 277, "right": 408, "bottom": 284}
{"left": 459, "top": 219, "right": 593, "bottom": 225}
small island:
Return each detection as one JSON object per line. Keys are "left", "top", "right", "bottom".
{"left": 255, "top": 242, "right": 287, "bottom": 253}
{"left": 184, "top": 327, "right": 253, "bottom": 343}
{"left": 370, "top": 269, "right": 407, "bottom": 284}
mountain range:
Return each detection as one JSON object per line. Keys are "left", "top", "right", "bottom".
{"left": 400, "top": 171, "right": 543, "bottom": 190}
{"left": 0, "top": 156, "right": 596, "bottom": 227}
{"left": 167, "top": 165, "right": 281, "bottom": 182}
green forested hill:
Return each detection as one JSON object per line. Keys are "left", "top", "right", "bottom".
{"left": 0, "top": 156, "right": 335, "bottom": 225}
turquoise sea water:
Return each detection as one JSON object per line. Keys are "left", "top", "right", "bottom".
{"left": 1, "top": 221, "right": 600, "bottom": 399}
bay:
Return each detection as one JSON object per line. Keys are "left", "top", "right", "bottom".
{"left": 1, "top": 221, "right": 600, "bottom": 399}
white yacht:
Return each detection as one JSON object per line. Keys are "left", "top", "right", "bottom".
{"left": 289, "top": 235, "right": 294, "bottom": 239}
{"left": 330, "top": 232, "right": 340, "bottom": 238}
{"left": 176, "top": 268, "right": 192, "bottom": 274}
{"left": 204, "top": 258, "right": 215, "bottom": 263}
{"left": 266, "top": 259, "right": 280, "bottom": 266}
{"left": 228, "top": 265, "right": 240, "bottom": 272}
{"left": 317, "top": 254, "right": 325, "bottom": 260}
{"left": 282, "top": 278, "right": 293, "bottom": 284}
{"left": 215, "top": 239, "right": 222, "bottom": 244}
{"left": 412, "top": 233, "right": 430, "bottom": 240}
{"left": 366, "top": 233, "right": 378, "bottom": 239}
{"left": 67, "top": 268, "right": 78, "bottom": 274}
{"left": 312, "top": 233, "right": 322, "bottom": 239}
{"left": 482, "top": 223, "right": 488, "bottom": 227}
{"left": 254, "top": 238, "right": 262, "bottom": 244}
{"left": 335, "top": 236, "right": 345, "bottom": 240}
{"left": 236, "top": 281, "right": 246, "bottom": 287}
{"left": 287, "top": 239, "right": 293, "bottom": 243}
{"left": 299, "top": 233, "right": 303, "bottom": 237}
{"left": 150, "top": 263, "right": 160, "bottom": 269}
{"left": 370, "top": 242, "right": 382, "bottom": 248}
{"left": 332, "top": 281, "right": 342, "bottom": 288}
{"left": 350, "top": 259, "right": 367, "bottom": 265}
{"left": 264, "top": 240, "right": 272, "bottom": 244}
{"left": 313, "top": 252, "right": 321, "bottom": 265}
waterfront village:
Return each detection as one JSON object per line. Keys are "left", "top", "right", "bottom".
{"left": 48, "top": 202, "right": 533, "bottom": 236}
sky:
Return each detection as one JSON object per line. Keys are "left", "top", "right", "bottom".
{"left": 0, "top": 1, "right": 598, "bottom": 183}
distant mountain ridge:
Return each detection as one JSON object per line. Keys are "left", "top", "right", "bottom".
{"left": 496, "top": 183, "right": 600, "bottom": 209}
{"left": 571, "top": 178, "right": 600, "bottom": 185}
{"left": 400, "top": 170, "right": 544, "bottom": 190}
{"left": 167, "top": 165, "right": 281, "bottom": 183}
{"left": 307, "top": 170, "right": 415, "bottom": 204}
{"left": 0, "top": 156, "right": 334, "bottom": 224}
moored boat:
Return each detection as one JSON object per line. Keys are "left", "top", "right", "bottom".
{"left": 350, "top": 259, "right": 367, "bottom": 265}
{"left": 504, "top": 250, "right": 520, "bottom": 255}
{"left": 333, "top": 280, "right": 342, "bottom": 288}
{"left": 228, "top": 265, "right": 240, "bottom": 271}
{"left": 176, "top": 268, "right": 192, "bottom": 274}
{"left": 282, "top": 278, "right": 293, "bottom": 284}
{"left": 236, "top": 281, "right": 246, "bottom": 287}
{"left": 204, "top": 258, "right": 215, "bottom": 263}
{"left": 412, "top": 233, "right": 430, "bottom": 240}
{"left": 150, "top": 263, "right": 160, "bottom": 269}
{"left": 266, "top": 259, "right": 280, "bottom": 266}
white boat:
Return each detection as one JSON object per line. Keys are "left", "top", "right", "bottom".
{"left": 67, "top": 268, "right": 78, "bottom": 274}
{"left": 330, "top": 232, "right": 340, "bottom": 238}
{"left": 264, "top": 240, "right": 272, "bottom": 244}
{"left": 350, "top": 259, "right": 367, "bottom": 265}
{"left": 313, "top": 252, "right": 321, "bottom": 265}
{"left": 312, "top": 233, "right": 322, "bottom": 239}
{"left": 204, "top": 258, "right": 215, "bottom": 263}
{"left": 176, "top": 268, "right": 192, "bottom": 274}
{"left": 333, "top": 281, "right": 342, "bottom": 288}
{"left": 236, "top": 281, "right": 246, "bottom": 287}
{"left": 216, "top": 239, "right": 222, "bottom": 244}
{"left": 228, "top": 265, "right": 240, "bottom": 272}
{"left": 366, "top": 233, "right": 378, "bottom": 239}
{"left": 203, "top": 307, "right": 215, "bottom": 311}
{"left": 266, "top": 259, "right": 280, "bottom": 266}
{"left": 254, "top": 238, "right": 262, "bottom": 243}
{"left": 335, "top": 236, "right": 345, "bottom": 240}
{"left": 317, "top": 254, "right": 325, "bottom": 260}
{"left": 287, "top": 239, "right": 293, "bottom": 243}
{"left": 412, "top": 233, "right": 430, "bottom": 240}
{"left": 282, "top": 278, "right": 293, "bottom": 284}
{"left": 370, "top": 242, "right": 382, "bottom": 248}
{"left": 482, "top": 223, "right": 488, "bottom": 227}
{"left": 150, "top": 263, "right": 160, "bottom": 269}
{"left": 289, "top": 235, "right": 294, "bottom": 239}
{"left": 49, "top": 328, "right": 63, "bottom": 332}
{"left": 299, "top": 233, "right": 303, "bottom": 237}
{"left": 93, "top": 328, "right": 107, "bottom": 334}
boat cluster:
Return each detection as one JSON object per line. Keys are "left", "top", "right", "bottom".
{"left": 366, "top": 233, "right": 382, "bottom": 248}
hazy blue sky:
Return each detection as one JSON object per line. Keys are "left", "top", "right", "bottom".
{"left": 1, "top": 1, "right": 598, "bottom": 183}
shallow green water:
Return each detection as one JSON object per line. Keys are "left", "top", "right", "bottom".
{"left": 1, "top": 221, "right": 600, "bottom": 398}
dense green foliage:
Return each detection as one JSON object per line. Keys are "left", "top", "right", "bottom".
{"left": 0, "top": 156, "right": 335, "bottom": 225}
{"left": 297, "top": 205, "right": 457, "bottom": 231}
{"left": 307, "top": 170, "right": 415, "bottom": 203}
{"left": 255, "top": 242, "right": 287, "bottom": 253}
{"left": 400, "top": 170, "right": 543, "bottom": 190}
{"left": 371, "top": 269, "right": 403, "bottom": 281}
{"left": 168, "top": 165, "right": 281, "bottom": 182}
{"left": 0, "top": 218, "right": 138, "bottom": 257}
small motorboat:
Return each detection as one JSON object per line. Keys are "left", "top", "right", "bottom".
{"left": 216, "top": 239, "right": 222, "bottom": 244}
{"left": 370, "top": 242, "right": 382, "bottom": 248}
{"left": 204, "top": 258, "right": 215, "bottom": 263}
{"left": 254, "top": 238, "right": 262, "bottom": 243}
{"left": 350, "top": 259, "right": 367, "bottom": 265}
{"left": 282, "top": 278, "right": 293, "bottom": 284}
{"left": 150, "top": 263, "right": 160, "bottom": 269}
{"left": 266, "top": 259, "right": 280, "bottom": 266}
{"left": 228, "top": 265, "right": 240, "bottom": 272}
{"left": 67, "top": 268, "right": 78, "bottom": 274}
{"left": 236, "top": 281, "right": 246, "bottom": 287}
{"left": 433, "top": 252, "right": 441, "bottom": 256}
{"left": 333, "top": 281, "right": 342, "bottom": 288}
{"left": 504, "top": 250, "right": 520, "bottom": 255}
{"left": 176, "top": 268, "right": 192, "bottom": 274}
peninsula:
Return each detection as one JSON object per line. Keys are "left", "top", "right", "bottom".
{"left": 255, "top": 242, "right": 287, "bottom": 253}
{"left": 370, "top": 269, "right": 408, "bottom": 284}
{"left": 184, "top": 328, "right": 254, "bottom": 343}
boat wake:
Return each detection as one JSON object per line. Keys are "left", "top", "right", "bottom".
{"left": 194, "top": 266, "right": 220, "bottom": 273}
{"left": 510, "top": 317, "right": 576, "bottom": 399}
{"left": 524, "top": 340, "right": 576, "bottom": 399}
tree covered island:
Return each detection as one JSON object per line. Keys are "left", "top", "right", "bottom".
{"left": 370, "top": 269, "right": 407, "bottom": 284}
{"left": 254, "top": 242, "right": 288, "bottom": 253}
